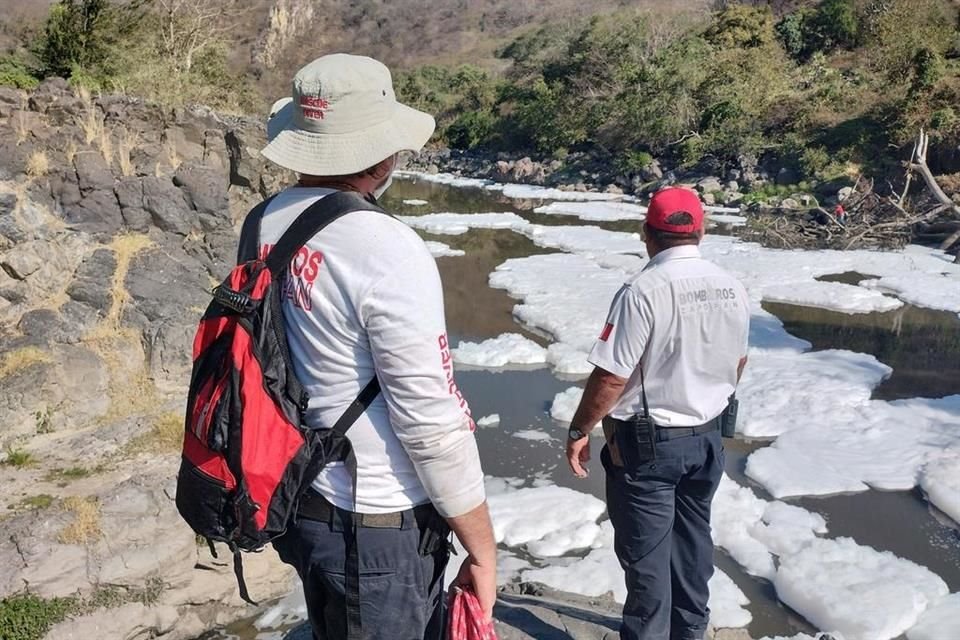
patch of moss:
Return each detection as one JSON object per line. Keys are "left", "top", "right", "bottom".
{"left": 8, "top": 494, "right": 55, "bottom": 511}
{"left": 0, "top": 593, "right": 77, "bottom": 640}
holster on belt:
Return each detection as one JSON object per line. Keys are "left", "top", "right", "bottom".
{"left": 602, "top": 417, "right": 626, "bottom": 467}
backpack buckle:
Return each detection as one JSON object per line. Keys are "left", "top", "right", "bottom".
{"left": 213, "top": 286, "right": 255, "bottom": 314}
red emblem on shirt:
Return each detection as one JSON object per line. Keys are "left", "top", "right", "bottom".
{"left": 599, "top": 323, "right": 614, "bottom": 342}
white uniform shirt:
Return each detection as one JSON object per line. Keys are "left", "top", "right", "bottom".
{"left": 257, "top": 187, "right": 484, "bottom": 517}
{"left": 588, "top": 245, "right": 750, "bottom": 426}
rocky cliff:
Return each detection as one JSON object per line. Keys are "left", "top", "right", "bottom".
{"left": 0, "top": 78, "right": 294, "bottom": 640}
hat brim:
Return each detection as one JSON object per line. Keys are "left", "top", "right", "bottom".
{"left": 260, "top": 102, "right": 435, "bottom": 176}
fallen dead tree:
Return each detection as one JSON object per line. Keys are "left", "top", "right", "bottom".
{"left": 744, "top": 130, "right": 960, "bottom": 261}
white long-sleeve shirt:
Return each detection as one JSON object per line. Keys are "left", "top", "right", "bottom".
{"left": 257, "top": 187, "right": 485, "bottom": 517}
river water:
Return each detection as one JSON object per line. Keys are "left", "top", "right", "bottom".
{"left": 208, "top": 177, "right": 960, "bottom": 640}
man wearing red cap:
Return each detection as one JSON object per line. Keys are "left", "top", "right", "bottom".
{"left": 565, "top": 187, "right": 750, "bottom": 640}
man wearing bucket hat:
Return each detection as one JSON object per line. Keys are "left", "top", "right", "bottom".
{"left": 565, "top": 188, "right": 750, "bottom": 640}
{"left": 255, "top": 54, "right": 496, "bottom": 640}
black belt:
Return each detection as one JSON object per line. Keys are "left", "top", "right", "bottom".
{"left": 655, "top": 416, "right": 721, "bottom": 442}
{"left": 298, "top": 489, "right": 438, "bottom": 530}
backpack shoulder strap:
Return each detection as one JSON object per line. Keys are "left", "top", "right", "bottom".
{"left": 265, "top": 191, "right": 385, "bottom": 278}
{"left": 236, "top": 195, "right": 279, "bottom": 265}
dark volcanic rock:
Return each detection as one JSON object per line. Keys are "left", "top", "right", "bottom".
{"left": 0, "top": 192, "right": 24, "bottom": 245}
{"left": 114, "top": 177, "right": 151, "bottom": 232}
{"left": 63, "top": 189, "right": 124, "bottom": 236}
{"left": 15, "top": 307, "right": 91, "bottom": 345}
{"left": 27, "top": 77, "right": 70, "bottom": 113}
{"left": 174, "top": 163, "right": 229, "bottom": 217}
{"left": 67, "top": 248, "right": 117, "bottom": 313}
{"left": 142, "top": 177, "right": 196, "bottom": 235}
{"left": 74, "top": 152, "right": 116, "bottom": 194}
{"left": 125, "top": 243, "right": 211, "bottom": 383}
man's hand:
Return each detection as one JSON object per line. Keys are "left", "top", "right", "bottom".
{"left": 452, "top": 553, "right": 497, "bottom": 621}
{"left": 446, "top": 501, "right": 497, "bottom": 622}
{"left": 564, "top": 366, "right": 627, "bottom": 478}
{"left": 567, "top": 436, "right": 591, "bottom": 478}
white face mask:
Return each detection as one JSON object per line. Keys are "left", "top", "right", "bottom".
{"left": 373, "top": 172, "right": 394, "bottom": 200}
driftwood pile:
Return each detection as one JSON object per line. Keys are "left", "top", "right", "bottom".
{"left": 745, "top": 130, "right": 960, "bottom": 262}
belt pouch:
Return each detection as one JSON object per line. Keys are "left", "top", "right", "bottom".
{"left": 611, "top": 415, "right": 657, "bottom": 467}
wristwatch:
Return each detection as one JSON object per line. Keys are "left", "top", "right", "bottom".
{"left": 568, "top": 427, "right": 588, "bottom": 441}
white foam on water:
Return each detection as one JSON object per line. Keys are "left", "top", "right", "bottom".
{"left": 254, "top": 585, "right": 307, "bottom": 630}
{"left": 521, "top": 224, "right": 643, "bottom": 255}
{"left": 533, "top": 201, "right": 646, "bottom": 221}
{"left": 490, "top": 243, "right": 960, "bottom": 504}
{"left": 452, "top": 333, "right": 547, "bottom": 367}
{"left": 402, "top": 198, "right": 430, "bottom": 206}
{"left": 708, "top": 569, "right": 754, "bottom": 629}
{"left": 761, "top": 281, "right": 903, "bottom": 314}
{"left": 745, "top": 395, "right": 960, "bottom": 498}
{"left": 862, "top": 272, "right": 960, "bottom": 314}
{"left": 399, "top": 212, "right": 530, "bottom": 236}
{"left": 758, "top": 634, "right": 842, "bottom": 640}
{"left": 736, "top": 348, "right": 892, "bottom": 440}
{"left": 491, "top": 182, "right": 629, "bottom": 202}
{"left": 774, "top": 537, "right": 948, "bottom": 640}
{"left": 512, "top": 429, "right": 557, "bottom": 443}
{"left": 490, "top": 253, "right": 627, "bottom": 357}
{"left": 711, "top": 475, "right": 827, "bottom": 580}
{"left": 919, "top": 452, "right": 960, "bottom": 525}
{"left": 396, "top": 170, "right": 631, "bottom": 202}
{"left": 395, "top": 170, "right": 494, "bottom": 190}
{"left": 545, "top": 343, "right": 593, "bottom": 376}
{"left": 708, "top": 213, "right": 748, "bottom": 227}
{"left": 424, "top": 240, "right": 465, "bottom": 258}
{"left": 549, "top": 387, "right": 604, "bottom": 433}
{"left": 487, "top": 483, "right": 606, "bottom": 550}
{"left": 520, "top": 520, "right": 751, "bottom": 628}
{"left": 907, "top": 592, "right": 960, "bottom": 640}
{"left": 476, "top": 414, "right": 500, "bottom": 428}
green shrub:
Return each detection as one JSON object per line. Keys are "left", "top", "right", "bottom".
{"left": 0, "top": 594, "right": 77, "bottom": 640}
{"left": 0, "top": 57, "right": 39, "bottom": 90}
{"left": 704, "top": 5, "right": 775, "bottom": 50}
{"left": 2, "top": 447, "right": 34, "bottom": 468}
{"left": 616, "top": 150, "right": 654, "bottom": 175}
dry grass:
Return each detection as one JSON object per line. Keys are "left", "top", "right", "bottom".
{"left": 83, "top": 234, "right": 163, "bottom": 424}
{"left": 164, "top": 138, "right": 182, "bottom": 173}
{"left": 0, "top": 346, "right": 51, "bottom": 379}
{"left": 116, "top": 126, "right": 139, "bottom": 177}
{"left": 65, "top": 141, "right": 78, "bottom": 166}
{"left": 25, "top": 150, "right": 49, "bottom": 177}
{"left": 58, "top": 496, "right": 102, "bottom": 545}
{"left": 13, "top": 110, "right": 28, "bottom": 146}
{"left": 134, "top": 411, "right": 185, "bottom": 453}
{"left": 87, "top": 233, "right": 154, "bottom": 335}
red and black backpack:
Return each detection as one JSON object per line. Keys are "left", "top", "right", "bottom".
{"left": 175, "top": 191, "right": 383, "bottom": 602}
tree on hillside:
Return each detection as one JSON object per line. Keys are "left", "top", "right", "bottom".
{"left": 36, "top": 0, "right": 147, "bottom": 81}
{"left": 153, "top": 0, "right": 244, "bottom": 74}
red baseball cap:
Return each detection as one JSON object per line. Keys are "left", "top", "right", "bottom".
{"left": 646, "top": 187, "right": 704, "bottom": 233}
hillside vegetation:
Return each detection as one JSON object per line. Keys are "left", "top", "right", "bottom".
{"left": 397, "top": 0, "right": 960, "bottom": 181}
{"left": 0, "top": 0, "right": 958, "bottom": 184}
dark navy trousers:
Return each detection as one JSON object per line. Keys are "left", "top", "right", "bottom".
{"left": 273, "top": 504, "right": 450, "bottom": 640}
{"left": 602, "top": 429, "right": 725, "bottom": 640}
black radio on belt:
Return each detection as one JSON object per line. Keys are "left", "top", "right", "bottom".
{"left": 610, "top": 366, "right": 658, "bottom": 466}
{"left": 720, "top": 394, "right": 739, "bottom": 438}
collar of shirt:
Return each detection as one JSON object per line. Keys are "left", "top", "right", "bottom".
{"left": 643, "top": 244, "right": 702, "bottom": 271}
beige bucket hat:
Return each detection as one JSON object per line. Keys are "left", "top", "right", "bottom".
{"left": 261, "top": 54, "right": 435, "bottom": 176}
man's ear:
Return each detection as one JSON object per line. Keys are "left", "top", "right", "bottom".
{"left": 367, "top": 155, "right": 396, "bottom": 180}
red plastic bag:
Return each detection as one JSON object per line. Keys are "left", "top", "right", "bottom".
{"left": 448, "top": 586, "right": 498, "bottom": 640}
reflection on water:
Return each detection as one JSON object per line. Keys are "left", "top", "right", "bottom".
{"left": 762, "top": 299, "right": 960, "bottom": 401}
